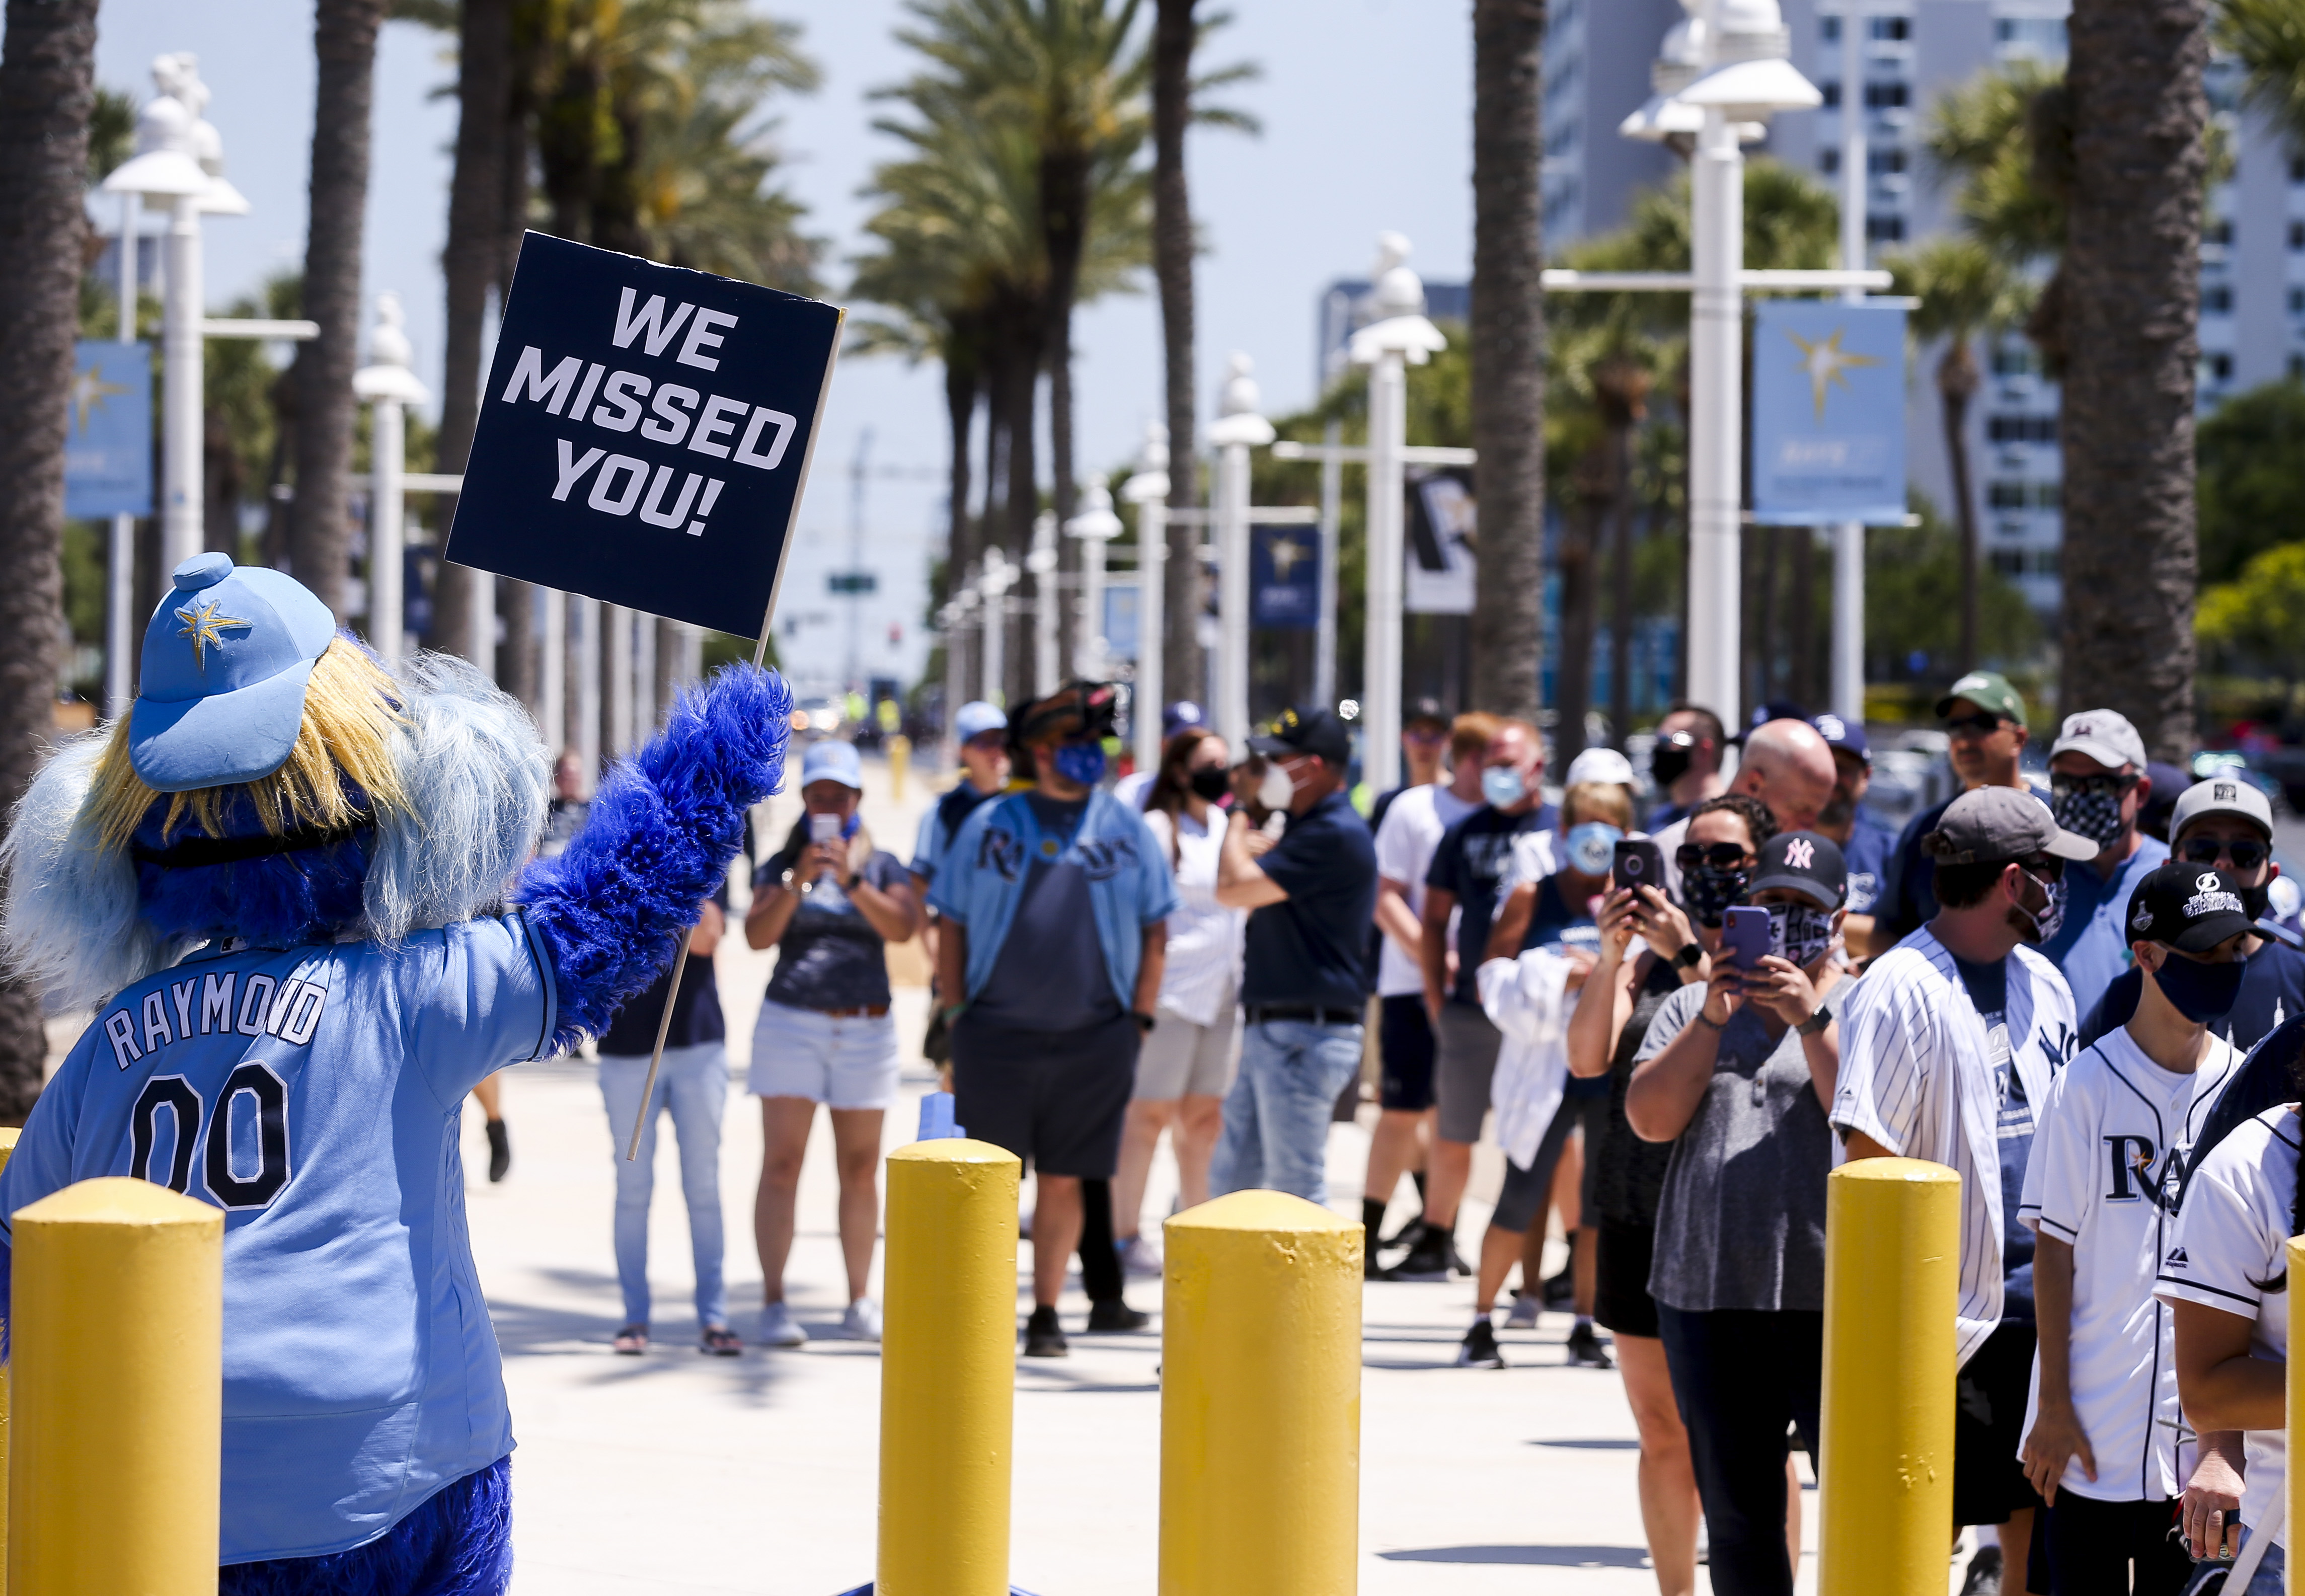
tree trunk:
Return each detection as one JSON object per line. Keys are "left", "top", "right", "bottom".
{"left": 1597, "top": 358, "right": 1648, "bottom": 747}
{"left": 496, "top": 13, "right": 540, "bottom": 709}
{"left": 290, "top": 0, "right": 391, "bottom": 623}
{"left": 204, "top": 405, "right": 242, "bottom": 557}
{"left": 1788, "top": 525, "right": 1813, "bottom": 707}
{"left": 1554, "top": 498, "right": 1600, "bottom": 770}
{"left": 944, "top": 351, "right": 977, "bottom": 587}
{"left": 0, "top": 0, "right": 95, "bottom": 1116}
{"left": 1154, "top": 0, "right": 1202, "bottom": 717}
{"left": 431, "top": 0, "right": 514, "bottom": 667}
{"left": 2060, "top": 0, "right": 2206, "bottom": 758}
{"left": 1938, "top": 337, "right": 1982, "bottom": 675}
{"left": 538, "top": 41, "right": 597, "bottom": 243}
{"left": 1754, "top": 525, "right": 1779, "bottom": 704}
{"left": 1000, "top": 310, "right": 1041, "bottom": 706}
{"left": 1470, "top": 0, "right": 1548, "bottom": 722}
{"left": 1042, "top": 149, "right": 1088, "bottom": 679}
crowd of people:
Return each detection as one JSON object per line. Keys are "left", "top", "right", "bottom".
{"left": 579, "top": 669, "right": 2305, "bottom": 1596}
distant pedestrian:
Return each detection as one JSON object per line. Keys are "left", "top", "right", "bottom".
{"left": 1643, "top": 703, "right": 1728, "bottom": 832}
{"left": 911, "top": 700, "right": 1012, "bottom": 1076}
{"left": 1651, "top": 719, "right": 1834, "bottom": 902}
{"left": 1112, "top": 727, "right": 1246, "bottom": 1275}
{"left": 745, "top": 738, "right": 923, "bottom": 1347}
{"left": 1872, "top": 671, "right": 2043, "bottom": 947}
{"left": 1211, "top": 705, "right": 1378, "bottom": 1202}
{"left": 1809, "top": 713, "right": 1898, "bottom": 960}
{"left": 931, "top": 683, "right": 1176, "bottom": 1357}
{"left": 598, "top": 894, "right": 737, "bottom": 1356}
{"left": 2041, "top": 709, "right": 2169, "bottom": 1019}
{"left": 1113, "top": 701, "right": 1206, "bottom": 809}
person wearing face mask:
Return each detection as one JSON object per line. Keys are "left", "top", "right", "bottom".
{"left": 1834, "top": 787, "right": 2096, "bottom": 1596}
{"left": 1210, "top": 705, "right": 1378, "bottom": 1202}
{"left": 1111, "top": 729, "right": 1246, "bottom": 1277}
{"left": 1405, "top": 719, "right": 1560, "bottom": 1280}
{"left": 2015, "top": 864, "right": 2248, "bottom": 1595}
{"left": 1874, "top": 671, "right": 2047, "bottom": 950}
{"left": 2038, "top": 710, "right": 2169, "bottom": 1022}
{"left": 1810, "top": 714, "right": 1898, "bottom": 960}
{"left": 1623, "top": 828, "right": 1853, "bottom": 1596}
{"left": 1651, "top": 719, "right": 1835, "bottom": 905}
{"left": 2078, "top": 778, "right": 2305, "bottom": 1053}
{"left": 929, "top": 683, "right": 1178, "bottom": 1358}
{"left": 911, "top": 701, "right": 1014, "bottom": 1077}
{"left": 1644, "top": 703, "right": 1728, "bottom": 832}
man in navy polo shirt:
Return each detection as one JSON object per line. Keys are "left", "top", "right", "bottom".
{"left": 1212, "top": 705, "right": 1378, "bottom": 1202}
{"left": 1813, "top": 713, "right": 1900, "bottom": 957}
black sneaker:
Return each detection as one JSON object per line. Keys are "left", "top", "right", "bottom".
{"left": 1085, "top": 1300, "right": 1149, "bottom": 1332}
{"left": 486, "top": 1118, "right": 511, "bottom": 1183}
{"left": 1956, "top": 1545, "right": 2002, "bottom": 1596}
{"left": 1455, "top": 1318, "right": 1506, "bottom": 1369}
{"left": 1023, "top": 1305, "right": 1068, "bottom": 1358}
{"left": 1389, "top": 1221, "right": 1455, "bottom": 1281}
{"left": 1566, "top": 1321, "right": 1615, "bottom": 1368}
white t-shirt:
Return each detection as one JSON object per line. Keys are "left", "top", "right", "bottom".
{"left": 1142, "top": 807, "right": 1245, "bottom": 1027}
{"left": 1832, "top": 929, "right": 2079, "bottom": 1366}
{"left": 1371, "top": 783, "right": 1481, "bottom": 998}
{"left": 1112, "top": 769, "right": 1157, "bottom": 811}
{"left": 2019, "top": 1027, "right": 2240, "bottom": 1500}
{"left": 2156, "top": 1106, "right": 2303, "bottom": 1549}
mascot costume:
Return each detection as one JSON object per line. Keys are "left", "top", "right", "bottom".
{"left": 0, "top": 554, "right": 790, "bottom": 1593}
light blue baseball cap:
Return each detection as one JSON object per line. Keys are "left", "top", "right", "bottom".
{"left": 953, "top": 700, "right": 1008, "bottom": 743}
{"left": 800, "top": 738, "right": 863, "bottom": 791}
{"left": 128, "top": 553, "right": 341, "bottom": 793}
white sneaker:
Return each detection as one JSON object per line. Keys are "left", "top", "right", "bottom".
{"left": 759, "top": 1302, "right": 808, "bottom": 1348}
{"left": 840, "top": 1297, "right": 883, "bottom": 1343}
{"left": 1119, "top": 1236, "right": 1165, "bottom": 1280}
{"left": 1504, "top": 1293, "right": 1541, "bottom": 1330}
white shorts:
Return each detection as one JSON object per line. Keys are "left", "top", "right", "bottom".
{"left": 747, "top": 999, "right": 902, "bottom": 1110}
{"left": 1133, "top": 1000, "right": 1241, "bottom": 1101}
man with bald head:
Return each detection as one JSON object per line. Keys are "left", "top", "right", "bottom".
{"left": 1654, "top": 718, "right": 1838, "bottom": 900}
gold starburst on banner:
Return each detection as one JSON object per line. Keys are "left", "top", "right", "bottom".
{"left": 1786, "top": 326, "right": 1882, "bottom": 421}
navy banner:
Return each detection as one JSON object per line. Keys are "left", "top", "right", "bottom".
{"left": 1251, "top": 524, "right": 1320, "bottom": 630}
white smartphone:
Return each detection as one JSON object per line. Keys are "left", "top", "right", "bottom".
{"left": 809, "top": 813, "right": 842, "bottom": 844}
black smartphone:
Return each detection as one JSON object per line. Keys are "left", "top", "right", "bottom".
{"left": 1613, "top": 838, "right": 1666, "bottom": 895}
{"left": 1722, "top": 905, "right": 1773, "bottom": 970}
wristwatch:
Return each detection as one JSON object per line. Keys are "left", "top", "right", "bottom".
{"left": 1796, "top": 1009, "right": 1833, "bottom": 1037}
{"left": 779, "top": 867, "right": 796, "bottom": 891}
{"left": 1132, "top": 1011, "right": 1158, "bottom": 1034}
{"left": 1671, "top": 942, "right": 1705, "bottom": 970}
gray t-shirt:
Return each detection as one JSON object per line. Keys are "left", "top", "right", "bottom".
{"left": 1636, "top": 979, "right": 1841, "bottom": 1314}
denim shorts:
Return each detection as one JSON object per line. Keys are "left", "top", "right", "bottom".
{"left": 748, "top": 999, "right": 901, "bottom": 1109}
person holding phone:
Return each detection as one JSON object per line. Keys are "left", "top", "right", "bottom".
{"left": 745, "top": 739, "right": 923, "bottom": 1348}
{"left": 1624, "top": 823, "right": 1850, "bottom": 1596}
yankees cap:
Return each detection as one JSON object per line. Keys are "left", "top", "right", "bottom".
{"left": 1746, "top": 829, "right": 1847, "bottom": 911}
{"left": 2124, "top": 862, "right": 2256, "bottom": 953}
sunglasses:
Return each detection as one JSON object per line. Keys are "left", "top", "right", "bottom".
{"left": 1676, "top": 842, "right": 1754, "bottom": 873}
{"left": 2016, "top": 855, "right": 2065, "bottom": 886}
{"left": 2179, "top": 838, "right": 2271, "bottom": 871}
{"left": 2050, "top": 772, "right": 2137, "bottom": 798}
{"left": 1942, "top": 713, "right": 2009, "bottom": 738}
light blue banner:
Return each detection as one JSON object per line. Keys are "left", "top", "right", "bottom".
{"left": 64, "top": 341, "right": 152, "bottom": 519}
{"left": 1751, "top": 302, "right": 1905, "bottom": 526}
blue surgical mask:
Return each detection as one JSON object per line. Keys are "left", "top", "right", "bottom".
{"left": 1052, "top": 742, "right": 1107, "bottom": 788}
{"left": 1565, "top": 821, "right": 1622, "bottom": 877}
{"left": 1481, "top": 766, "right": 1526, "bottom": 809}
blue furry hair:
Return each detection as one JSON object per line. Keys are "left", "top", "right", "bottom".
{"left": 217, "top": 1455, "right": 512, "bottom": 1596}
{"left": 514, "top": 662, "right": 790, "bottom": 1054}
{"left": 1, "top": 652, "right": 548, "bottom": 1011}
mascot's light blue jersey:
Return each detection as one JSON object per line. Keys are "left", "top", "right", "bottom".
{"left": 0, "top": 914, "right": 556, "bottom": 1563}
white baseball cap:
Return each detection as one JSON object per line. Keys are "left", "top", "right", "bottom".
{"left": 2051, "top": 708, "right": 2148, "bottom": 773}
{"left": 1565, "top": 746, "right": 1636, "bottom": 788}
{"left": 2169, "top": 775, "right": 2274, "bottom": 843}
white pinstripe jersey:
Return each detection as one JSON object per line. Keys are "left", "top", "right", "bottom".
{"left": 1832, "top": 929, "right": 2079, "bottom": 1366}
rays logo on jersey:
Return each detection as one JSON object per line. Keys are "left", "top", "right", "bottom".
{"left": 2106, "top": 1132, "right": 2187, "bottom": 1212}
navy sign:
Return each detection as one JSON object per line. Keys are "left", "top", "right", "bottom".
{"left": 1251, "top": 524, "right": 1319, "bottom": 630}
{"left": 445, "top": 233, "right": 842, "bottom": 638}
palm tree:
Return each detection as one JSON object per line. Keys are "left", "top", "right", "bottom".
{"left": 1153, "top": 0, "right": 1198, "bottom": 713}
{"left": 290, "top": 0, "right": 392, "bottom": 622}
{"left": 2215, "top": 0, "right": 2305, "bottom": 145}
{"left": 1469, "top": 0, "right": 1547, "bottom": 724}
{"left": 0, "top": 0, "right": 98, "bottom": 1116}
{"left": 1887, "top": 237, "right": 2026, "bottom": 675}
{"left": 2061, "top": 0, "right": 2207, "bottom": 758}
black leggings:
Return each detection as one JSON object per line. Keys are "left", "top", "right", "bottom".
{"left": 1656, "top": 1306, "right": 1822, "bottom": 1596}
{"left": 2044, "top": 1493, "right": 2190, "bottom": 1596}
{"left": 1078, "top": 1178, "right": 1124, "bottom": 1304}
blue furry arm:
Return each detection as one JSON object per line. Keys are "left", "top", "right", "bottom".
{"left": 512, "top": 663, "right": 790, "bottom": 1053}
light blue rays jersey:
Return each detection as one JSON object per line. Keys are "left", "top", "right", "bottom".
{"left": 0, "top": 914, "right": 556, "bottom": 1564}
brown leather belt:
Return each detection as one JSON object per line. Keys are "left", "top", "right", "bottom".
{"left": 817, "top": 1004, "right": 891, "bottom": 1019}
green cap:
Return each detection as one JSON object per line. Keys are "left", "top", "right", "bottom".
{"left": 1933, "top": 670, "right": 2027, "bottom": 727}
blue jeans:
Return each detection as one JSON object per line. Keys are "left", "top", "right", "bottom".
{"left": 599, "top": 1043, "right": 728, "bottom": 1329}
{"left": 1208, "top": 1019, "right": 1363, "bottom": 1203}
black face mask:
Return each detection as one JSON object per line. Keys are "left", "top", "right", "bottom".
{"left": 1681, "top": 865, "right": 1749, "bottom": 929}
{"left": 1187, "top": 767, "right": 1230, "bottom": 802}
{"left": 1650, "top": 740, "right": 1693, "bottom": 790}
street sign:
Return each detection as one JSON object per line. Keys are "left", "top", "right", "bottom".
{"left": 1751, "top": 300, "right": 1907, "bottom": 526}
{"left": 1251, "top": 524, "right": 1320, "bottom": 630}
{"left": 445, "top": 232, "right": 842, "bottom": 638}
{"left": 1407, "top": 471, "right": 1476, "bottom": 615}
{"left": 65, "top": 341, "right": 152, "bottom": 519}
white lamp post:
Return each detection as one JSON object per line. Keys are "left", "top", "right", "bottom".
{"left": 1121, "top": 424, "right": 1172, "bottom": 776}
{"left": 1065, "top": 480, "right": 1124, "bottom": 680}
{"left": 1348, "top": 236, "right": 1447, "bottom": 795}
{"left": 541, "top": 591, "right": 567, "bottom": 765}
{"left": 1831, "top": 0, "right": 1868, "bottom": 723}
{"left": 979, "top": 547, "right": 1015, "bottom": 706}
{"left": 939, "top": 590, "right": 973, "bottom": 766}
{"left": 1207, "top": 353, "right": 1275, "bottom": 754}
{"left": 1029, "top": 511, "right": 1060, "bottom": 698}
{"left": 352, "top": 292, "right": 429, "bottom": 665}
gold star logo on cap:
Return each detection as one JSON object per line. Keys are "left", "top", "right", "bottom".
{"left": 176, "top": 596, "right": 250, "bottom": 670}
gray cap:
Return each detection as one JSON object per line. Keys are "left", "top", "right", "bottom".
{"left": 2052, "top": 708, "right": 2147, "bottom": 773}
{"left": 2170, "top": 774, "right": 2275, "bottom": 843}
{"left": 1924, "top": 785, "right": 2099, "bottom": 866}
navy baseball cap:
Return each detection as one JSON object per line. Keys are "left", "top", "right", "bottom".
{"left": 1812, "top": 712, "right": 1870, "bottom": 763}
{"left": 1734, "top": 699, "right": 1809, "bottom": 744}
{"left": 1163, "top": 700, "right": 1205, "bottom": 738}
{"left": 128, "top": 554, "right": 340, "bottom": 793}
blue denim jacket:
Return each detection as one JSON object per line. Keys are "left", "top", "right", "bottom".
{"left": 928, "top": 788, "right": 1179, "bottom": 1010}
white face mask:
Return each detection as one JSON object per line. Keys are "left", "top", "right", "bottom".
{"left": 1258, "top": 760, "right": 1298, "bottom": 811}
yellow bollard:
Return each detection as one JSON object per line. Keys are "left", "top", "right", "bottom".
{"left": 1817, "top": 1158, "right": 1959, "bottom": 1596}
{"left": 877, "top": 1138, "right": 1021, "bottom": 1596}
{"left": 9, "top": 1177, "right": 221, "bottom": 1596}
{"left": 887, "top": 734, "right": 910, "bottom": 802}
{"left": 0, "top": 1125, "right": 18, "bottom": 1580}
{"left": 1160, "top": 1190, "right": 1361, "bottom": 1596}
{"left": 2288, "top": 1237, "right": 2305, "bottom": 1585}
